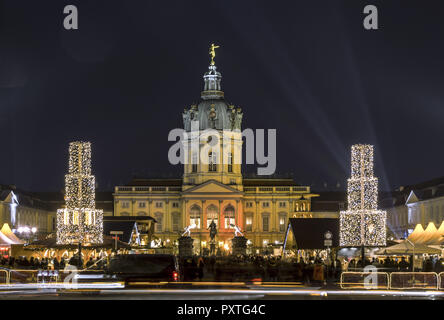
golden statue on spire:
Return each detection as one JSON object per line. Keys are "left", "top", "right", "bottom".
{"left": 209, "top": 43, "right": 220, "bottom": 65}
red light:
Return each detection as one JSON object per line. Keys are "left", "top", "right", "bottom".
{"left": 172, "top": 271, "right": 178, "bottom": 281}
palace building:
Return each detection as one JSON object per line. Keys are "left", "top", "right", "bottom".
{"left": 113, "top": 47, "right": 320, "bottom": 253}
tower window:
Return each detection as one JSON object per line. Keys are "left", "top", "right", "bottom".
{"left": 209, "top": 152, "right": 217, "bottom": 172}
{"left": 228, "top": 152, "right": 233, "bottom": 173}
{"left": 192, "top": 152, "right": 198, "bottom": 173}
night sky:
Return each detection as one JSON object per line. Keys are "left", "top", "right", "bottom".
{"left": 0, "top": 0, "right": 443, "bottom": 192}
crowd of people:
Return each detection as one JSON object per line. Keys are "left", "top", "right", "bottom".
{"left": 179, "top": 255, "right": 342, "bottom": 284}
{"left": 0, "top": 255, "right": 106, "bottom": 270}
{"left": 344, "top": 256, "right": 444, "bottom": 273}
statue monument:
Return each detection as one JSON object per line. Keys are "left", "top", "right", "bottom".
{"left": 178, "top": 224, "right": 195, "bottom": 257}
{"left": 230, "top": 223, "right": 248, "bottom": 256}
{"left": 207, "top": 220, "right": 217, "bottom": 256}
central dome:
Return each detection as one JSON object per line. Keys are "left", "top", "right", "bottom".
{"left": 183, "top": 63, "right": 243, "bottom": 132}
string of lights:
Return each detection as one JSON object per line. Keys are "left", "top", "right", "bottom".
{"left": 340, "top": 144, "right": 386, "bottom": 247}
{"left": 56, "top": 142, "right": 103, "bottom": 245}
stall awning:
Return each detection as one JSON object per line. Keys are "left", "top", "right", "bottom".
{"left": 286, "top": 218, "right": 339, "bottom": 249}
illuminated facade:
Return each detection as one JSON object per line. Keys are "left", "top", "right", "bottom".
{"left": 0, "top": 187, "right": 56, "bottom": 237}
{"left": 340, "top": 144, "right": 386, "bottom": 247}
{"left": 56, "top": 142, "right": 103, "bottom": 245}
{"left": 114, "top": 50, "right": 319, "bottom": 253}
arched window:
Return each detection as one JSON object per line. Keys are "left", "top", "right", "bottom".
{"left": 209, "top": 152, "right": 217, "bottom": 172}
{"left": 206, "top": 205, "right": 219, "bottom": 228}
{"left": 137, "top": 212, "right": 146, "bottom": 217}
{"left": 190, "top": 205, "right": 201, "bottom": 229}
{"left": 224, "top": 205, "right": 235, "bottom": 229}
{"left": 155, "top": 212, "right": 163, "bottom": 232}
{"left": 120, "top": 212, "right": 130, "bottom": 216}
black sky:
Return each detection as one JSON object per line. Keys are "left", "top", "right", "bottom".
{"left": 0, "top": 0, "right": 443, "bottom": 192}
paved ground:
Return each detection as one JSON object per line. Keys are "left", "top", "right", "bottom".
{"left": 0, "top": 282, "right": 443, "bottom": 300}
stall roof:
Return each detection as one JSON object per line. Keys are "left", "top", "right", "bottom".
{"left": 376, "top": 241, "right": 442, "bottom": 255}
{"left": 287, "top": 218, "right": 339, "bottom": 249}
{"left": 103, "top": 221, "right": 137, "bottom": 244}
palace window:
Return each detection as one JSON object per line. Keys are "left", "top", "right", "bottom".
{"left": 155, "top": 213, "right": 163, "bottom": 232}
{"left": 209, "top": 152, "right": 217, "bottom": 172}
{"left": 155, "top": 202, "right": 163, "bottom": 208}
{"left": 279, "top": 202, "right": 286, "bottom": 208}
{"left": 245, "top": 215, "right": 253, "bottom": 232}
{"left": 262, "top": 215, "right": 269, "bottom": 232}
{"left": 121, "top": 201, "right": 130, "bottom": 209}
{"left": 224, "top": 205, "right": 235, "bottom": 229}
{"left": 262, "top": 202, "right": 270, "bottom": 208}
{"left": 279, "top": 214, "right": 287, "bottom": 232}
{"left": 206, "top": 205, "right": 219, "bottom": 228}
{"left": 228, "top": 152, "right": 233, "bottom": 173}
{"left": 138, "top": 202, "right": 146, "bottom": 208}
{"left": 245, "top": 202, "right": 253, "bottom": 208}
{"left": 190, "top": 205, "right": 201, "bottom": 229}
{"left": 172, "top": 202, "right": 179, "bottom": 208}
{"left": 172, "top": 212, "right": 180, "bottom": 232}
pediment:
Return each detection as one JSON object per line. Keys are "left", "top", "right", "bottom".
{"left": 406, "top": 191, "right": 419, "bottom": 205}
{"left": 183, "top": 180, "right": 240, "bottom": 194}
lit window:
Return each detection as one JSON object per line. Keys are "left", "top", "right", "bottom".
{"left": 207, "top": 205, "right": 218, "bottom": 228}
{"left": 190, "top": 205, "right": 201, "bottom": 229}
{"left": 246, "top": 216, "right": 253, "bottom": 232}
{"left": 224, "top": 205, "right": 235, "bottom": 228}
{"left": 279, "top": 215, "right": 286, "bottom": 232}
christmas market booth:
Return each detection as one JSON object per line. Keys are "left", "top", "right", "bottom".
{"left": 283, "top": 218, "right": 339, "bottom": 261}
{"left": 21, "top": 233, "right": 131, "bottom": 261}
{"left": 0, "top": 223, "right": 25, "bottom": 258}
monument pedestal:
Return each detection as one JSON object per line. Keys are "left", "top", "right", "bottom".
{"left": 232, "top": 236, "right": 248, "bottom": 256}
{"left": 178, "top": 236, "right": 194, "bottom": 257}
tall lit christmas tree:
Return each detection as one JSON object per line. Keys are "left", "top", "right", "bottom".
{"left": 340, "top": 144, "right": 386, "bottom": 247}
{"left": 56, "top": 141, "right": 103, "bottom": 245}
